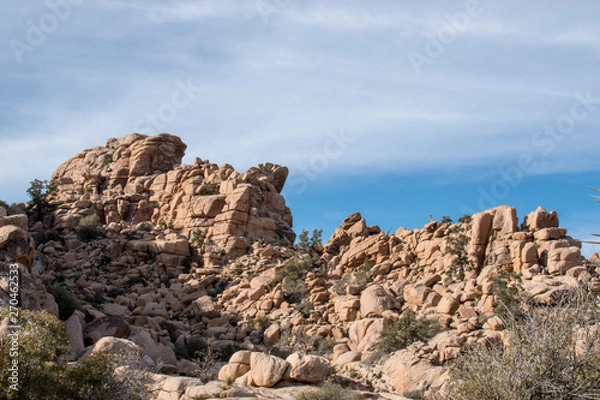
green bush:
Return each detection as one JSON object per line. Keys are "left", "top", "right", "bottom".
{"left": 47, "top": 286, "right": 83, "bottom": 320}
{"left": 61, "top": 352, "right": 144, "bottom": 400}
{"left": 26, "top": 178, "right": 57, "bottom": 221}
{"left": 377, "top": 309, "right": 437, "bottom": 354}
{"left": 0, "top": 310, "right": 147, "bottom": 399}
{"left": 447, "top": 290, "right": 600, "bottom": 400}
{"left": 445, "top": 225, "right": 473, "bottom": 280}
{"left": 75, "top": 215, "right": 103, "bottom": 242}
{"left": 297, "top": 383, "right": 361, "bottom": 400}
{"left": 276, "top": 258, "right": 312, "bottom": 304}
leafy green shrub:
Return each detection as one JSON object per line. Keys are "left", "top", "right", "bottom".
{"left": 75, "top": 215, "right": 103, "bottom": 242}
{"left": 296, "top": 229, "right": 323, "bottom": 254}
{"left": 377, "top": 309, "right": 437, "bottom": 353}
{"left": 457, "top": 213, "right": 472, "bottom": 224}
{"left": 447, "top": 290, "right": 600, "bottom": 400}
{"left": 297, "top": 383, "right": 361, "bottom": 400}
{"left": 182, "top": 256, "right": 202, "bottom": 273}
{"left": 276, "top": 258, "right": 312, "bottom": 304}
{"left": 26, "top": 178, "right": 57, "bottom": 221}
{"left": 47, "top": 286, "right": 83, "bottom": 320}
{"left": 492, "top": 269, "right": 526, "bottom": 322}
{"left": 1, "top": 310, "right": 147, "bottom": 399}
{"left": 250, "top": 315, "right": 271, "bottom": 332}
{"left": 191, "top": 229, "right": 205, "bottom": 247}
{"left": 441, "top": 216, "right": 453, "bottom": 224}
{"left": 0, "top": 309, "right": 69, "bottom": 399}
{"left": 61, "top": 352, "right": 145, "bottom": 400}
{"left": 445, "top": 225, "right": 473, "bottom": 280}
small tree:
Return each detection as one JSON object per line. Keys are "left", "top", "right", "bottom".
{"left": 296, "top": 229, "right": 323, "bottom": 255}
{"left": 26, "top": 178, "right": 57, "bottom": 221}
{"left": 377, "top": 309, "right": 437, "bottom": 354}
{"left": 445, "top": 226, "right": 472, "bottom": 280}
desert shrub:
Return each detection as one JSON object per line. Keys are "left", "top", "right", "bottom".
{"left": 75, "top": 214, "right": 103, "bottom": 242}
{"left": 297, "top": 382, "right": 361, "bottom": 400}
{"left": 296, "top": 229, "right": 323, "bottom": 254}
{"left": 447, "top": 290, "right": 600, "bottom": 400}
{"left": 250, "top": 315, "right": 271, "bottom": 332}
{"left": 61, "top": 352, "right": 144, "bottom": 400}
{"left": 283, "top": 278, "right": 309, "bottom": 304}
{"left": 445, "top": 225, "right": 473, "bottom": 280}
{"left": 276, "top": 258, "right": 312, "bottom": 304}
{"left": 441, "top": 216, "right": 453, "bottom": 224}
{"left": 26, "top": 178, "right": 57, "bottom": 221}
{"left": 0, "top": 309, "right": 69, "bottom": 398}
{"left": 0, "top": 310, "right": 148, "bottom": 399}
{"left": 492, "top": 269, "right": 526, "bottom": 322}
{"left": 182, "top": 256, "right": 202, "bottom": 273}
{"left": 377, "top": 309, "right": 437, "bottom": 354}
{"left": 47, "top": 285, "right": 83, "bottom": 320}
{"left": 457, "top": 213, "right": 472, "bottom": 224}
{"left": 191, "top": 228, "right": 205, "bottom": 247}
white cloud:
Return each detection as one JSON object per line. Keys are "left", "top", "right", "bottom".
{"left": 1, "top": 0, "right": 600, "bottom": 203}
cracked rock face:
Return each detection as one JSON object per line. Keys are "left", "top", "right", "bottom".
{"left": 50, "top": 133, "right": 295, "bottom": 265}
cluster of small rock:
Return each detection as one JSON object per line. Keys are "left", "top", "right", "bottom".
{"left": 1, "top": 133, "right": 598, "bottom": 400}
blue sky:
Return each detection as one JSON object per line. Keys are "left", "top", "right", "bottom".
{"left": 1, "top": 1, "right": 600, "bottom": 255}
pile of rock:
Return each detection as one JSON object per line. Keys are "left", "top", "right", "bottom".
{"left": 50, "top": 133, "right": 295, "bottom": 266}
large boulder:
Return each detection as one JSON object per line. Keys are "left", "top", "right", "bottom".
{"left": 249, "top": 352, "right": 289, "bottom": 388}
{"left": 285, "top": 353, "right": 330, "bottom": 383}
{"left": 360, "top": 284, "right": 396, "bottom": 317}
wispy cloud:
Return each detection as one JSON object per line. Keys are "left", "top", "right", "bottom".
{"left": 1, "top": 0, "right": 600, "bottom": 205}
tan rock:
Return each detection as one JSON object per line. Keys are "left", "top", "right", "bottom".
{"left": 285, "top": 353, "right": 330, "bottom": 383}
{"left": 229, "top": 350, "right": 252, "bottom": 365}
{"left": 403, "top": 285, "right": 431, "bottom": 306}
{"left": 192, "top": 296, "right": 220, "bottom": 319}
{"left": 471, "top": 211, "right": 494, "bottom": 245}
{"left": 547, "top": 247, "right": 583, "bottom": 275}
{"left": 218, "top": 362, "right": 251, "bottom": 381}
{"left": 437, "top": 295, "right": 459, "bottom": 315}
{"left": 90, "top": 336, "right": 144, "bottom": 358}
{"left": 250, "top": 352, "right": 289, "bottom": 387}
{"left": 360, "top": 284, "right": 396, "bottom": 317}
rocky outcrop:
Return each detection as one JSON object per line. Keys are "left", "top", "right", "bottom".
{"left": 0, "top": 206, "right": 56, "bottom": 312}
{"left": 50, "top": 133, "right": 295, "bottom": 266}
{"left": 4, "top": 133, "right": 599, "bottom": 400}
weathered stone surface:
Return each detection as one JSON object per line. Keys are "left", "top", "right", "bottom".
{"left": 90, "top": 336, "right": 144, "bottom": 358}
{"left": 84, "top": 316, "right": 131, "bottom": 345}
{"left": 50, "top": 133, "right": 295, "bottom": 265}
{"left": 250, "top": 352, "right": 289, "bottom": 387}
{"left": 285, "top": 353, "right": 330, "bottom": 383}
{"left": 546, "top": 246, "right": 583, "bottom": 275}
{"left": 360, "top": 284, "right": 396, "bottom": 317}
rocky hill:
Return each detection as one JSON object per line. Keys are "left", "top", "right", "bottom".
{"left": 1, "top": 133, "right": 598, "bottom": 399}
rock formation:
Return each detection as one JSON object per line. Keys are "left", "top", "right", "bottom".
{"left": 50, "top": 133, "right": 295, "bottom": 266}
{"left": 1, "top": 133, "right": 598, "bottom": 399}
